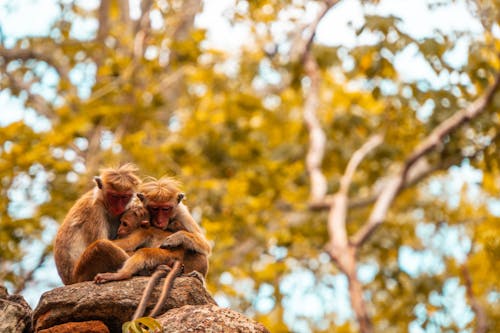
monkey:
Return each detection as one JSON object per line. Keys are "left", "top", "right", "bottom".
{"left": 93, "top": 179, "right": 210, "bottom": 284}
{"left": 139, "top": 177, "right": 212, "bottom": 255}
{"left": 54, "top": 163, "right": 141, "bottom": 285}
{"left": 116, "top": 193, "right": 150, "bottom": 240}
{"left": 113, "top": 192, "right": 204, "bottom": 254}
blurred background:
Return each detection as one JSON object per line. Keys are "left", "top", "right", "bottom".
{"left": 0, "top": 0, "right": 499, "bottom": 332}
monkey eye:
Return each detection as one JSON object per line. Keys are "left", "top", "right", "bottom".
{"left": 161, "top": 207, "right": 172, "bottom": 212}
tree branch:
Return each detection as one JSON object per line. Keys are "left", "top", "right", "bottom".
{"left": 310, "top": 142, "right": 492, "bottom": 212}
{"left": 292, "top": 0, "right": 340, "bottom": 63}
{"left": 301, "top": 0, "right": 341, "bottom": 202}
{"left": 401, "top": 72, "right": 500, "bottom": 181}
{"left": 303, "top": 51, "right": 327, "bottom": 201}
{"left": 0, "top": 47, "right": 71, "bottom": 84}
{"left": 3, "top": 65, "right": 54, "bottom": 120}
{"left": 327, "top": 135, "right": 383, "bottom": 248}
{"left": 352, "top": 72, "right": 500, "bottom": 247}
{"left": 461, "top": 263, "right": 489, "bottom": 333}
{"left": 96, "top": 0, "right": 110, "bottom": 43}
{"left": 14, "top": 248, "right": 50, "bottom": 294}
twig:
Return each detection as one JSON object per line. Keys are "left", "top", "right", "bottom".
{"left": 14, "top": 249, "right": 50, "bottom": 294}
{"left": 461, "top": 263, "right": 488, "bottom": 333}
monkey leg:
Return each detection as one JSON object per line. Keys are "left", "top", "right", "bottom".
{"left": 72, "top": 239, "right": 129, "bottom": 284}
{"left": 94, "top": 248, "right": 182, "bottom": 284}
{"left": 182, "top": 252, "right": 208, "bottom": 278}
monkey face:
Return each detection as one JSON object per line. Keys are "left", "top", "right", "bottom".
{"left": 104, "top": 190, "right": 133, "bottom": 217}
{"left": 148, "top": 204, "right": 175, "bottom": 230}
{"left": 117, "top": 214, "right": 135, "bottom": 238}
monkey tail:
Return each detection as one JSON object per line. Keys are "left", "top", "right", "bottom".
{"left": 148, "top": 260, "right": 184, "bottom": 318}
{"left": 132, "top": 265, "right": 169, "bottom": 320}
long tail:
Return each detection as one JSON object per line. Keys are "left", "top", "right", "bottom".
{"left": 149, "top": 260, "right": 183, "bottom": 318}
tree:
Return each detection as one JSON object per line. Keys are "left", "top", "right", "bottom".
{"left": 1, "top": 0, "right": 499, "bottom": 332}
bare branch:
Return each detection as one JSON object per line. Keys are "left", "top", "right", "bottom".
{"left": 310, "top": 144, "right": 490, "bottom": 212}
{"left": 327, "top": 135, "right": 384, "bottom": 248}
{"left": 0, "top": 47, "right": 71, "bottom": 83}
{"left": 352, "top": 72, "right": 500, "bottom": 247}
{"left": 132, "top": 0, "right": 153, "bottom": 60}
{"left": 340, "top": 134, "right": 384, "bottom": 194}
{"left": 303, "top": 51, "right": 328, "bottom": 201}
{"left": 14, "top": 249, "right": 50, "bottom": 294}
{"left": 292, "top": 0, "right": 340, "bottom": 63}
{"left": 300, "top": 1, "right": 341, "bottom": 202}
{"left": 402, "top": 72, "right": 500, "bottom": 181}
{"left": 170, "top": 0, "right": 203, "bottom": 41}
{"left": 96, "top": 0, "right": 110, "bottom": 43}
{"left": 3, "top": 66, "right": 54, "bottom": 119}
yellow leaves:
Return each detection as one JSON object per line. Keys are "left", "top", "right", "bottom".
{"left": 359, "top": 53, "right": 373, "bottom": 73}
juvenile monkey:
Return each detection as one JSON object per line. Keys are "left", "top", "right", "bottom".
{"left": 54, "top": 163, "right": 141, "bottom": 285}
{"left": 94, "top": 187, "right": 209, "bottom": 283}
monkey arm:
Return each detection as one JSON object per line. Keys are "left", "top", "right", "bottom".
{"left": 160, "top": 230, "right": 211, "bottom": 255}
{"left": 112, "top": 229, "right": 153, "bottom": 253}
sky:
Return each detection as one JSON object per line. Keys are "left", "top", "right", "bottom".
{"left": 0, "top": 0, "right": 496, "bottom": 332}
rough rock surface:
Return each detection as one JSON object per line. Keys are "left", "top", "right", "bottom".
{"left": 33, "top": 276, "right": 215, "bottom": 332}
{"left": 157, "top": 304, "right": 271, "bottom": 333}
{"left": 38, "top": 320, "right": 109, "bottom": 333}
{"left": 0, "top": 286, "right": 32, "bottom": 333}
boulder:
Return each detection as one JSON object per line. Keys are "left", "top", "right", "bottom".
{"left": 157, "top": 304, "right": 271, "bottom": 333}
{"left": 33, "top": 276, "right": 215, "bottom": 332}
{"left": 0, "top": 285, "right": 32, "bottom": 333}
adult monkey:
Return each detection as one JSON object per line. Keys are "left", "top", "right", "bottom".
{"left": 140, "top": 177, "right": 211, "bottom": 255}
{"left": 54, "top": 163, "right": 141, "bottom": 285}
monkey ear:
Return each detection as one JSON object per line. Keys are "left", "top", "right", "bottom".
{"left": 94, "top": 176, "right": 103, "bottom": 189}
{"left": 177, "top": 193, "right": 185, "bottom": 204}
{"left": 137, "top": 193, "right": 145, "bottom": 202}
{"left": 140, "top": 219, "right": 150, "bottom": 228}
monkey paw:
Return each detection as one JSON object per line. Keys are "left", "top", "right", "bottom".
{"left": 94, "top": 272, "right": 122, "bottom": 284}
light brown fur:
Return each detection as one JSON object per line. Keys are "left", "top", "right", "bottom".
{"left": 54, "top": 164, "right": 141, "bottom": 285}
{"left": 93, "top": 192, "right": 209, "bottom": 283}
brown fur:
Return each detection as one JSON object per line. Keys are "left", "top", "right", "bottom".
{"left": 54, "top": 164, "right": 141, "bottom": 285}
{"left": 93, "top": 186, "right": 210, "bottom": 283}
{"left": 140, "top": 177, "right": 211, "bottom": 254}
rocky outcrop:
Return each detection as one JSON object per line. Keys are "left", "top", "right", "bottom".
{"left": 33, "top": 276, "right": 215, "bottom": 332}
{"left": 157, "top": 304, "right": 270, "bottom": 333}
{"left": 0, "top": 285, "right": 32, "bottom": 333}
{"left": 31, "top": 276, "right": 269, "bottom": 333}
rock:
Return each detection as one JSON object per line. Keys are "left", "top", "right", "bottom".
{"left": 38, "top": 320, "right": 109, "bottom": 333}
{"left": 157, "top": 304, "right": 270, "bottom": 333}
{"left": 33, "top": 276, "right": 215, "bottom": 332}
{"left": 0, "top": 285, "right": 32, "bottom": 333}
